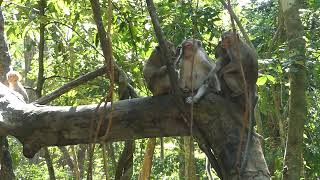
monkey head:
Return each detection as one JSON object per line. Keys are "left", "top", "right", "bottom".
{"left": 6, "top": 71, "right": 21, "bottom": 83}
{"left": 154, "top": 40, "right": 176, "bottom": 63}
{"left": 221, "top": 31, "right": 239, "bottom": 49}
{"left": 215, "top": 41, "right": 227, "bottom": 59}
{"left": 180, "top": 39, "right": 202, "bottom": 60}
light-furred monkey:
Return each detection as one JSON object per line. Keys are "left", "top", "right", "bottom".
{"left": 215, "top": 31, "right": 258, "bottom": 174}
{"left": 143, "top": 41, "right": 177, "bottom": 96}
{"left": 6, "top": 70, "right": 29, "bottom": 102}
{"left": 177, "top": 39, "right": 221, "bottom": 103}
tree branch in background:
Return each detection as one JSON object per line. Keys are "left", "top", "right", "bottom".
{"left": 36, "top": 0, "right": 46, "bottom": 98}
{"left": 218, "top": 0, "right": 257, "bottom": 54}
{"left": 34, "top": 66, "right": 106, "bottom": 104}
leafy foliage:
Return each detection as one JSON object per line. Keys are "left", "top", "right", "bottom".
{"left": 1, "top": 0, "right": 319, "bottom": 179}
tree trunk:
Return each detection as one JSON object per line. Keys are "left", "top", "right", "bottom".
{"left": 0, "top": 137, "right": 15, "bottom": 180}
{"left": 70, "top": 146, "right": 80, "bottom": 180}
{"left": 59, "top": 146, "right": 75, "bottom": 176}
{"left": 178, "top": 137, "right": 185, "bottom": 180}
{"left": 0, "top": 9, "right": 11, "bottom": 84}
{"left": 0, "top": 8, "right": 15, "bottom": 180}
{"left": 43, "top": 148, "right": 56, "bottom": 180}
{"left": 184, "top": 136, "right": 197, "bottom": 180}
{"left": 138, "top": 138, "right": 156, "bottom": 180}
{"left": 115, "top": 140, "right": 134, "bottom": 180}
{"left": 77, "top": 144, "right": 87, "bottom": 179}
{"left": 280, "top": 0, "right": 307, "bottom": 179}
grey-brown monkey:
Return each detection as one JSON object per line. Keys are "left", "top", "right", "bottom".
{"left": 143, "top": 41, "right": 177, "bottom": 96}
{"left": 177, "top": 39, "right": 221, "bottom": 103}
{"left": 7, "top": 70, "right": 29, "bottom": 102}
{"left": 215, "top": 31, "right": 258, "bottom": 100}
{"left": 215, "top": 31, "right": 258, "bottom": 174}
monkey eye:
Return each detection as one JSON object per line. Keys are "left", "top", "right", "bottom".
{"left": 184, "top": 42, "right": 192, "bottom": 48}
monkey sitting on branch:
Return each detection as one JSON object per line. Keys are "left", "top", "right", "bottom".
{"left": 143, "top": 41, "right": 177, "bottom": 96}
{"left": 215, "top": 31, "right": 258, "bottom": 107}
{"left": 214, "top": 31, "right": 259, "bottom": 174}
{"left": 176, "top": 39, "right": 221, "bottom": 104}
{"left": 6, "top": 70, "right": 29, "bottom": 103}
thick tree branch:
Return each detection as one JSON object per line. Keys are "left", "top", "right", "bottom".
{"left": 0, "top": 83, "right": 270, "bottom": 179}
{"left": 0, "top": 83, "right": 187, "bottom": 158}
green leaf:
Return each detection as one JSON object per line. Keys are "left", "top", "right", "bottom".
{"left": 257, "top": 76, "right": 268, "bottom": 86}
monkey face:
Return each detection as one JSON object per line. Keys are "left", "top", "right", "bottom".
{"left": 6, "top": 71, "right": 22, "bottom": 83}
{"left": 182, "top": 40, "right": 197, "bottom": 59}
{"left": 7, "top": 74, "right": 19, "bottom": 82}
{"left": 221, "top": 31, "right": 238, "bottom": 49}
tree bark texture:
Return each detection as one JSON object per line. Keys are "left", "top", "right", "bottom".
{"left": 280, "top": 0, "right": 307, "bottom": 179}
{"left": 0, "top": 137, "right": 15, "bottom": 180}
{"left": 0, "top": 8, "right": 15, "bottom": 180}
{"left": 0, "top": 82, "right": 270, "bottom": 179}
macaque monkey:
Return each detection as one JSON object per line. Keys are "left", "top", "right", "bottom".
{"left": 143, "top": 41, "right": 177, "bottom": 96}
{"left": 215, "top": 31, "right": 258, "bottom": 174}
{"left": 215, "top": 31, "right": 258, "bottom": 101}
{"left": 177, "top": 39, "right": 221, "bottom": 103}
{"left": 6, "top": 70, "right": 29, "bottom": 102}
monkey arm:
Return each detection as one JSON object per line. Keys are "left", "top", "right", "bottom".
{"left": 185, "top": 83, "right": 209, "bottom": 104}
{"left": 157, "top": 65, "right": 167, "bottom": 76}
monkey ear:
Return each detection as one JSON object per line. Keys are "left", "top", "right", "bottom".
{"left": 196, "top": 40, "right": 202, "bottom": 47}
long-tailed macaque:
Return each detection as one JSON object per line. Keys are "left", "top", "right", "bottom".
{"left": 215, "top": 31, "right": 258, "bottom": 101}
{"left": 6, "top": 70, "right": 29, "bottom": 102}
{"left": 215, "top": 31, "right": 258, "bottom": 174}
{"left": 177, "top": 39, "right": 221, "bottom": 103}
{"left": 143, "top": 41, "right": 177, "bottom": 96}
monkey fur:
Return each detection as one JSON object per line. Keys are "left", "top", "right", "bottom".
{"left": 215, "top": 31, "right": 258, "bottom": 174}
{"left": 143, "top": 41, "right": 177, "bottom": 96}
{"left": 7, "top": 71, "right": 29, "bottom": 102}
{"left": 177, "top": 39, "right": 221, "bottom": 104}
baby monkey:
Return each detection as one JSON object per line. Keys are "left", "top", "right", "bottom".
{"left": 143, "top": 41, "right": 177, "bottom": 96}
{"left": 7, "top": 70, "right": 29, "bottom": 102}
{"left": 177, "top": 39, "right": 221, "bottom": 103}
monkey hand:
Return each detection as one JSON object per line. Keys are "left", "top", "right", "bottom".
{"left": 186, "top": 96, "right": 198, "bottom": 104}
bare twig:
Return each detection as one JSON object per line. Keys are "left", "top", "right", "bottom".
{"left": 34, "top": 66, "right": 106, "bottom": 105}
{"left": 218, "top": 0, "right": 257, "bottom": 55}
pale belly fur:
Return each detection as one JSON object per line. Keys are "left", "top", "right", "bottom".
{"left": 182, "top": 60, "right": 210, "bottom": 90}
